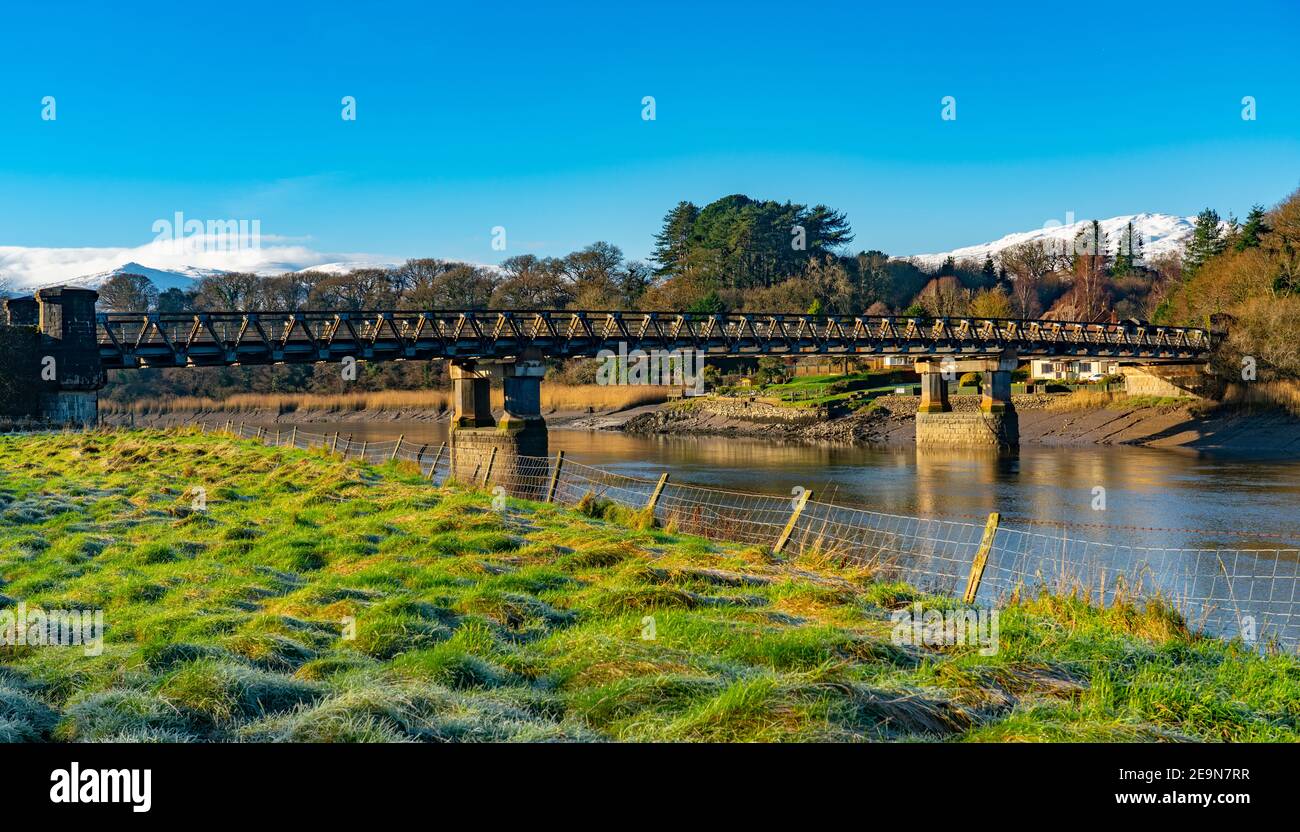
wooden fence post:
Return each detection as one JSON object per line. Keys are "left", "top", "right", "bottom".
{"left": 962, "top": 512, "right": 1001, "bottom": 604}
{"left": 330, "top": 432, "right": 339, "bottom": 454}
{"left": 289, "top": 426, "right": 297, "bottom": 447}
{"left": 359, "top": 440, "right": 368, "bottom": 460}
{"left": 646, "top": 472, "right": 670, "bottom": 512}
{"left": 545, "top": 450, "right": 565, "bottom": 503}
{"left": 390, "top": 434, "right": 404, "bottom": 462}
{"left": 772, "top": 488, "right": 813, "bottom": 556}
{"left": 428, "top": 442, "right": 446, "bottom": 482}
{"left": 481, "top": 446, "right": 497, "bottom": 487}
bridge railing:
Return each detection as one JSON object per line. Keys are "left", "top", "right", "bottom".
{"left": 96, "top": 310, "right": 1214, "bottom": 366}
{"left": 210, "top": 422, "right": 1295, "bottom": 653}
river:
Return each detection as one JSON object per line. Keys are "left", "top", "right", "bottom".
{"left": 242, "top": 418, "right": 1300, "bottom": 552}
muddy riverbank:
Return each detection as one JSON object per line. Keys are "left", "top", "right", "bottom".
{"left": 101, "top": 394, "right": 1300, "bottom": 454}
{"left": 616, "top": 394, "right": 1300, "bottom": 453}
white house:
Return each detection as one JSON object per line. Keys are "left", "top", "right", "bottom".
{"left": 1029, "top": 358, "right": 1119, "bottom": 381}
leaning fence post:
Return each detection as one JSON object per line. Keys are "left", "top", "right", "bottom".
{"left": 359, "top": 440, "right": 368, "bottom": 460}
{"left": 428, "top": 442, "right": 446, "bottom": 482}
{"left": 481, "top": 446, "right": 498, "bottom": 488}
{"left": 330, "top": 432, "right": 339, "bottom": 454}
{"left": 545, "top": 450, "right": 565, "bottom": 503}
{"left": 289, "top": 426, "right": 297, "bottom": 447}
{"left": 962, "top": 512, "right": 1001, "bottom": 604}
{"left": 391, "top": 434, "right": 404, "bottom": 462}
{"left": 646, "top": 472, "right": 670, "bottom": 512}
{"left": 772, "top": 488, "right": 813, "bottom": 556}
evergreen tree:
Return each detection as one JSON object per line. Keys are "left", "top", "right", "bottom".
{"left": 687, "top": 290, "right": 725, "bottom": 315}
{"left": 650, "top": 201, "right": 699, "bottom": 277}
{"left": 981, "top": 254, "right": 997, "bottom": 283}
{"left": 1235, "top": 204, "right": 1269, "bottom": 251}
{"left": 1184, "top": 208, "right": 1226, "bottom": 276}
{"left": 1113, "top": 221, "right": 1143, "bottom": 276}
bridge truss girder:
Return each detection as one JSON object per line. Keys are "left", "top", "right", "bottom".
{"left": 95, "top": 310, "right": 1213, "bottom": 369}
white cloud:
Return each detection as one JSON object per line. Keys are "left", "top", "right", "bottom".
{"left": 0, "top": 237, "right": 393, "bottom": 291}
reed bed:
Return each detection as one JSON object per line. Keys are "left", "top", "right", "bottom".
{"left": 1042, "top": 389, "right": 1124, "bottom": 412}
{"left": 1222, "top": 379, "right": 1300, "bottom": 419}
{"left": 100, "top": 384, "right": 673, "bottom": 416}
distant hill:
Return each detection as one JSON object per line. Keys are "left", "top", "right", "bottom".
{"left": 906, "top": 213, "right": 1203, "bottom": 270}
{"left": 295, "top": 261, "right": 402, "bottom": 275}
{"left": 40, "top": 262, "right": 228, "bottom": 293}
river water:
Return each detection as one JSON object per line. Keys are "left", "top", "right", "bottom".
{"left": 247, "top": 418, "right": 1300, "bottom": 552}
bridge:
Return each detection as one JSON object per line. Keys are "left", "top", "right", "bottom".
{"left": 90, "top": 308, "right": 1211, "bottom": 368}
{"left": 4, "top": 287, "right": 1216, "bottom": 454}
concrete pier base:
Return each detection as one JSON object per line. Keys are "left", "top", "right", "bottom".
{"left": 915, "top": 411, "right": 1019, "bottom": 450}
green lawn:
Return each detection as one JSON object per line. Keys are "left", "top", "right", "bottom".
{"left": 756, "top": 371, "right": 912, "bottom": 410}
{"left": 0, "top": 430, "right": 1295, "bottom": 742}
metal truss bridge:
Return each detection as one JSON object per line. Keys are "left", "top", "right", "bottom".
{"left": 95, "top": 309, "right": 1213, "bottom": 369}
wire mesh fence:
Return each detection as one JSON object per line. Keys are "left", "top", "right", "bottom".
{"left": 205, "top": 421, "right": 1298, "bottom": 652}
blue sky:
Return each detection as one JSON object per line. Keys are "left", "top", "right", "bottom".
{"left": 2, "top": 0, "right": 1299, "bottom": 279}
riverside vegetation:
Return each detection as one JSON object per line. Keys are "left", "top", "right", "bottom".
{"left": 0, "top": 430, "right": 1296, "bottom": 743}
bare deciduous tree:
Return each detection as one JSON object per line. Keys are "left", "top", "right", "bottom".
{"left": 98, "top": 273, "right": 159, "bottom": 312}
{"left": 999, "top": 241, "right": 1053, "bottom": 317}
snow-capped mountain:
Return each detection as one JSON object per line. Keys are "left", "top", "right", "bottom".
{"left": 906, "top": 213, "right": 1199, "bottom": 270}
{"left": 296, "top": 261, "right": 402, "bottom": 275}
{"left": 45, "top": 262, "right": 228, "bottom": 293}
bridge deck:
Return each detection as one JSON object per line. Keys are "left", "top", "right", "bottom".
{"left": 95, "top": 310, "right": 1213, "bottom": 369}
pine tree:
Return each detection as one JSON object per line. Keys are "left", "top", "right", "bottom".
{"left": 1184, "top": 208, "right": 1226, "bottom": 276}
{"left": 1113, "top": 221, "right": 1143, "bottom": 276}
{"left": 1235, "top": 204, "right": 1269, "bottom": 251}
{"left": 981, "top": 254, "right": 997, "bottom": 285}
{"left": 687, "top": 290, "right": 725, "bottom": 315}
{"left": 651, "top": 201, "right": 699, "bottom": 277}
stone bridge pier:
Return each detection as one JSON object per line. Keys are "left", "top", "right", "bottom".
{"left": 914, "top": 354, "right": 1019, "bottom": 450}
{"left": 1, "top": 287, "right": 104, "bottom": 426}
{"left": 448, "top": 358, "right": 549, "bottom": 497}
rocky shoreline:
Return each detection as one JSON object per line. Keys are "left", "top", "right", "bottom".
{"left": 617, "top": 394, "right": 1300, "bottom": 452}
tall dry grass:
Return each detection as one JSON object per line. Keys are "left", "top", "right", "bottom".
{"left": 537, "top": 385, "right": 672, "bottom": 412}
{"left": 1222, "top": 379, "right": 1300, "bottom": 418}
{"left": 1042, "top": 390, "right": 1124, "bottom": 412}
{"left": 101, "top": 385, "right": 674, "bottom": 416}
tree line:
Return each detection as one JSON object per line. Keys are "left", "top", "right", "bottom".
{"left": 94, "top": 189, "right": 1300, "bottom": 403}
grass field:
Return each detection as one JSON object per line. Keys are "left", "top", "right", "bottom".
{"left": 1, "top": 430, "right": 1296, "bottom": 742}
